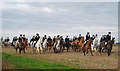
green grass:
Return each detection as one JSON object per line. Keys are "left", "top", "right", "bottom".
{"left": 2, "top": 53, "right": 76, "bottom": 69}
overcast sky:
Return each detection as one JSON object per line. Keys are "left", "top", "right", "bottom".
{"left": 1, "top": 2, "right": 118, "bottom": 42}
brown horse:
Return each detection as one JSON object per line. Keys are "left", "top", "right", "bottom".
{"left": 77, "top": 36, "right": 84, "bottom": 51}
{"left": 23, "top": 38, "right": 28, "bottom": 50}
{"left": 18, "top": 38, "right": 28, "bottom": 54}
{"left": 47, "top": 40, "right": 54, "bottom": 51}
{"left": 72, "top": 36, "right": 84, "bottom": 52}
{"left": 71, "top": 40, "right": 79, "bottom": 51}
{"left": 82, "top": 39, "right": 93, "bottom": 56}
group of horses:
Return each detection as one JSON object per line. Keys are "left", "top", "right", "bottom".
{"left": 2, "top": 36, "right": 115, "bottom": 56}
{"left": 28, "top": 36, "right": 115, "bottom": 56}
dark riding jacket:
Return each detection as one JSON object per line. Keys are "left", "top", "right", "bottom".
{"left": 86, "top": 35, "right": 90, "bottom": 41}
{"left": 35, "top": 36, "right": 40, "bottom": 42}
{"left": 65, "top": 37, "right": 69, "bottom": 43}
{"left": 105, "top": 35, "right": 111, "bottom": 42}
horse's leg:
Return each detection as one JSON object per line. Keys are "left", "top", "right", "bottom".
{"left": 67, "top": 46, "right": 69, "bottom": 52}
{"left": 86, "top": 49, "right": 88, "bottom": 54}
{"left": 83, "top": 49, "right": 86, "bottom": 55}
{"left": 23, "top": 48, "right": 25, "bottom": 53}
{"left": 19, "top": 48, "right": 21, "bottom": 54}
{"left": 16, "top": 47, "right": 17, "bottom": 53}
{"left": 102, "top": 47, "right": 104, "bottom": 53}
{"left": 53, "top": 47, "right": 55, "bottom": 53}
{"left": 108, "top": 50, "right": 111, "bottom": 56}
{"left": 36, "top": 47, "right": 39, "bottom": 53}
{"left": 90, "top": 48, "right": 93, "bottom": 56}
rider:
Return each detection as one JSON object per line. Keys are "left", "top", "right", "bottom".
{"left": 90, "top": 35, "right": 95, "bottom": 40}
{"left": 30, "top": 35, "right": 35, "bottom": 43}
{"left": 42, "top": 35, "right": 47, "bottom": 42}
{"left": 100, "top": 35, "right": 105, "bottom": 42}
{"left": 34, "top": 33, "right": 40, "bottom": 46}
{"left": 6, "top": 37, "right": 10, "bottom": 42}
{"left": 78, "top": 34, "right": 82, "bottom": 41}
{"left": 105, "top": 32, "right": 111, "bottom": 46}
{"left": 22, "top": 35, "right": 26, "bottom": 42}
{"left": 12, "top": 36, "right": 18, "bottom": 46}
{"left": 84, "top": 32, "right": 90, "bottom": 46}
{"left": 85, "top": 32, "right": 90, "bottom": 41}
{"left": 35, "top": 33, "right": 40, "bottom": 42}
{"left": 54, "top": 35, "right": 60, "bottom": 47}
{"left": 53, "top": 36, "right": 56, "bottom": 43}
{"left": 47, "top": 36, "right": 52, "bottom": 42}
{"left": 65, "top": 36, "right": 69, "bottom": 43}
{"left": 18, "top": 34, "right": 23, "bottom": 43}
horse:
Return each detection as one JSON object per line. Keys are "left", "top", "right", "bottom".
{"left": 71, "top": 39, "right": 79, "bottom": 51}
{"left": 91, "top": 37, "right": 100, "bottom": 52}
{"left": 99, "top": 41, "right": 106, "bottom": 54}
{"left": 53, "top": 40, "right": 61, "bottom": 53}
{"left": 77, "top": 36, "right": 85, "bottom": 51}
{"left": 35, "top": 38, "right": 43, "bottom": 54}
{"left": 23, "top": 38, "right": 28, "bottom": 51}
{"left": 42, "top": 38, "right": 48, "bottom": 52}
{"left": 14, "top": 40, "right": 19, "bottom": 53}
{"left": 62, "top": 41, "right": 71, "bottom": 52}
{"left": 82, "top": 39, "right": 93, "bottom": 56}
{"left": 47, "top": 40, "right": 54, "bottom": 51}
{"left": 106, "top": 37, "right": 115, "bottom": 56}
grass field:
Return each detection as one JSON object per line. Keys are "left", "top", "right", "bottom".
{"left": 2, "top": 53, "right": 76, "bottom": 69}
{"left": 2, "top": 45, "right": 119, "bottom": 70}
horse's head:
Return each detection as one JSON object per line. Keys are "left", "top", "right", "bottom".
{"left": 88, "top": 39, "right": 93, "bottom": 44}
{"left": 112, "top": 37, "right": 115, "bottom": 44}
{"left": 81, "top": 36, "right": 84, "bottom": 41}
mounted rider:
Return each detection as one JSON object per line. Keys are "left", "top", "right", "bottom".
{"left": 78, "top": 34, "right": 82, "bottom": 41}
{"left": 100, "top": 35, "right": 106, "bottom": 42}
{"left": 65, "top": 36, "right": 69, "bottom": 44}
{"left": 90, "top": 35, "right": 95, "bottom": 40}
{"left": 53, "top": 36, "right": 56, "bottom": 43}
{"left": 12, "top": 36, "right": 18, "bottom": 46}
{"left": 85, "top": 32, "right": 90, "bottom": 41}
{"left": 22, "top": 35, "right": 26, "bottom": 42}
{"left": 42, "top": 35, "right": 47, "bottom": 43}
{"left": 84, "top": 32, "right": 90, "bottom": 45}
{"left": 35, "top": 33, "right": 40, "bottom": 42}
{"left": 47, "top": 36, "right": 52, "bottom": 42}
{"left": 105, "top": 32, "right": 111, "bottom": 46}
{"left": 54, "top": 35, "right": 60, "bottom": 47}
{"left": 30, "top": 35, "right": 35, "bottom": 47}
{"left": 18, "top": 34, "right": 23, "bottom": 43}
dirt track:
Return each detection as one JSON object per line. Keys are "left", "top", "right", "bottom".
{"left": 2, "top": 46, "right": 119, "bottom": 69}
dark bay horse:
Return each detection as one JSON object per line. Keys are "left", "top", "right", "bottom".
{"left": 47, "top": 39, "right": 54, "bottom": 52}
{"left": 106, "top": 37, "right": 115, "bottom": 56}
{"left": 82, "top": 39, "right": 93, "bottom": 56}
{"left": 99, "top": 41, "right": 106, "bottom": 54}
{"left": 16, "top": 38, "right": 28, "bottom": 54}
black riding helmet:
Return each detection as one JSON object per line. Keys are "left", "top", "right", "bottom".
{"left": 20, "top": 34, "right": 22, "bottom": 36}
{"left": 108, "top": 32, "right": 111, "bottom": 34}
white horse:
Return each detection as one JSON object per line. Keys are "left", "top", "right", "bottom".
{"left": 53, "top": 40, "right": 61, "bottom": 53}
{"left": 42, "top": 38, "right": 48, "bottom": 52}
{"left": 35, "top": 38, "right": 43, "bottom": 54}
{"left": 56, "top": 40, "right": 61, "bottom": 50}
{"left": 91, "top": 37, "right": 100, "bottom": 52}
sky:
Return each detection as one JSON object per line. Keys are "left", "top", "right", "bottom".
{"left": 1, "top": 2, "right": 119, "bottom": 42}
